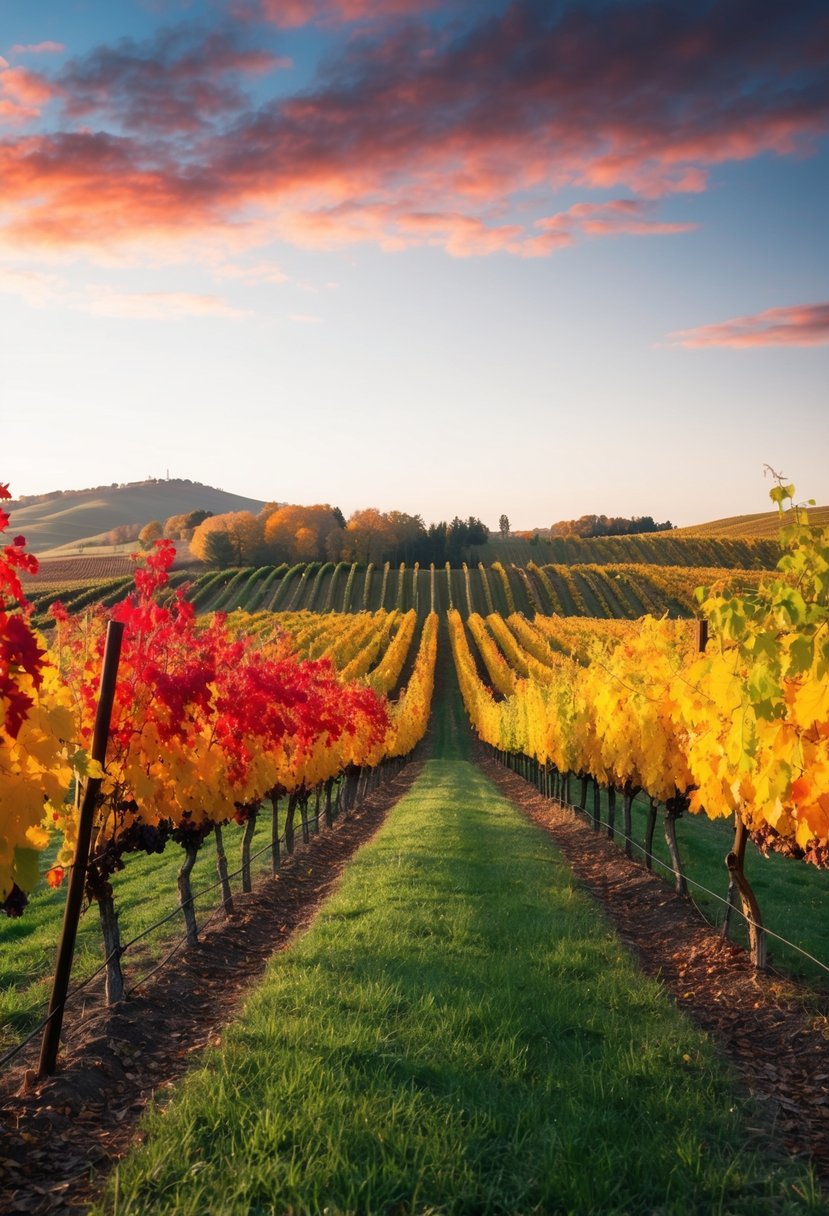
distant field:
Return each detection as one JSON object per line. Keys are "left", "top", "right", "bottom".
{"left": 482, "top": 533, "right": 779, "bottom": 568}
{"left": 672, "top": 503, "right": 829, "bottom": 538}
{"left": 22, "top": 555, "right": 136, "bottom": 583}
{"left": 22, "top": 547, "right": 198, "bottom": 583}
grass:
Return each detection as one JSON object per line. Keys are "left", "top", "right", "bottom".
{"left": 0, "top": 812, "right": 282, "bottom": 1056}
{"left": 94, "top": 699, "right": 819, "bottom": 1213}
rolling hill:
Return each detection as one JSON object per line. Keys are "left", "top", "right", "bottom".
{"left": 671, "top": 504, "right": 829, "bottom": 538}
{"left": 7, "top": 479, "right": 266, "bottom": 555}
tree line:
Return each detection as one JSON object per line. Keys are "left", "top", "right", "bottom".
{"left": 139, "top": 505, "right": 490, "bottom": 568}
{"left": 548, "top": 514, "right": 674, "bottom": 539}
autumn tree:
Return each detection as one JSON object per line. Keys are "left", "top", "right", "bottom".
{"left": 324, "top": 525, "right": 346, "bottom": 560}
{"left": 138, "top": 520, "right": 163, "bottom": 550}
{"left": 190, "top": 511, "right": 265, "bottom": 566}
{"left": 550, "top": 513, "right": 673, "bottom": 538}
{"left": 164, "top": 514, "right": 186, "bottom": 539}
{"left": 344, "top": 509, "right": 398, "bottom": 564}
{"left": 263, "top": 505, "right": 343, "bottom": 563}
{"left": 385, "top": 512, "right": 427, "bottom": 564}
{"left": 107, "top": 523, "right": 141, "bottom": 546}
{"left": 163, "top": 509, "right": 212, "bottom": 540}
{"left": 202, "top": 530, "right": 236, "bottom": 568}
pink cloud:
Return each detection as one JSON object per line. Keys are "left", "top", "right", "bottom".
{"left": 0, "top": 1, "right": 825, "bottom": 263}
{"left": 669, "top": 303, "right": 829, "bottom": 348}
{"left": 0, "top": 133, "right": 222, "bottom": 248}
{"left": 536, "top": 199, "right": 697, "bottom": 240}
{"left": 277, "top": 200, "right": 534, "bottom": 257}
{"left": 0, "top": 64, "right": 56, "bottom": 123}
{"left": 259, "top": 0, "right": 434, "bottom": 28}
{"left": 10, "top": 42, "right": 66, "bottom": 56}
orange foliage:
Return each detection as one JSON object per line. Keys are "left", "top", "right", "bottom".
{"left": 262, "top": 504, "right": 342, "bottom": 562}
{"left": 190, "top": 511, "right": 264, "bottom": 565}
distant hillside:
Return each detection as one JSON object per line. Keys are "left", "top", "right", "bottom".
{"left": 8, "top": 479, "right": 266, "bottom": 555}
{"left": 673, "top": 504, "right": 829, "bottom": 539}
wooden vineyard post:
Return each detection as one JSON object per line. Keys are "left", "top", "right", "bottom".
{"left": 725, "top": 815, "right": 767, "bottom": 971}
{"left": 39, "top": 620, "right": 124, "bottom": 1078}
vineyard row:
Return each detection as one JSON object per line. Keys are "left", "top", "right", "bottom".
{"left": 29, "top": 559, "right": 768, "bottom": 626}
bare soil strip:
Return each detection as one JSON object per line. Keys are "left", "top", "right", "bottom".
{"left": 479, "top": 755, "right": 829, "bottom": 1189}
{"left": 0, "top": 764, "right": 422, "bottom": 1216}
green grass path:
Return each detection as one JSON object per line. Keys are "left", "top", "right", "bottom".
{"left": 100, "top": 708, "right": 817, "bottom": 1212}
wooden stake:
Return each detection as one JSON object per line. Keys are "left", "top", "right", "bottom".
{"left": 38, "top": 620, "right": 124, "bottom": 1077}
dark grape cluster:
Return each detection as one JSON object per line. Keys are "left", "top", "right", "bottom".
{"left": 85, "top": 819, "right": 172, "bottom": 901}
{"left": 2, "top": 883, "right": 28, "bottom": 918}
{"left": 170, "top": 816, "right": 212, "bottom": 847}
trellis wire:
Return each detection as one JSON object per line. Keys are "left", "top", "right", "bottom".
{"left": 504, "top": 759, "right": 829, "bottom": 979}
{"left": 0, "top": 771, "right": 373, "bottom": 1072}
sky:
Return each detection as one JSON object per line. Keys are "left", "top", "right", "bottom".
{"left": 1, "top": 0, "right": 827, "bottom": 530}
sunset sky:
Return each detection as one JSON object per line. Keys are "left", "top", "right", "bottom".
{"left": 2, "top": 0, "right": 827, "bottom": 529}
